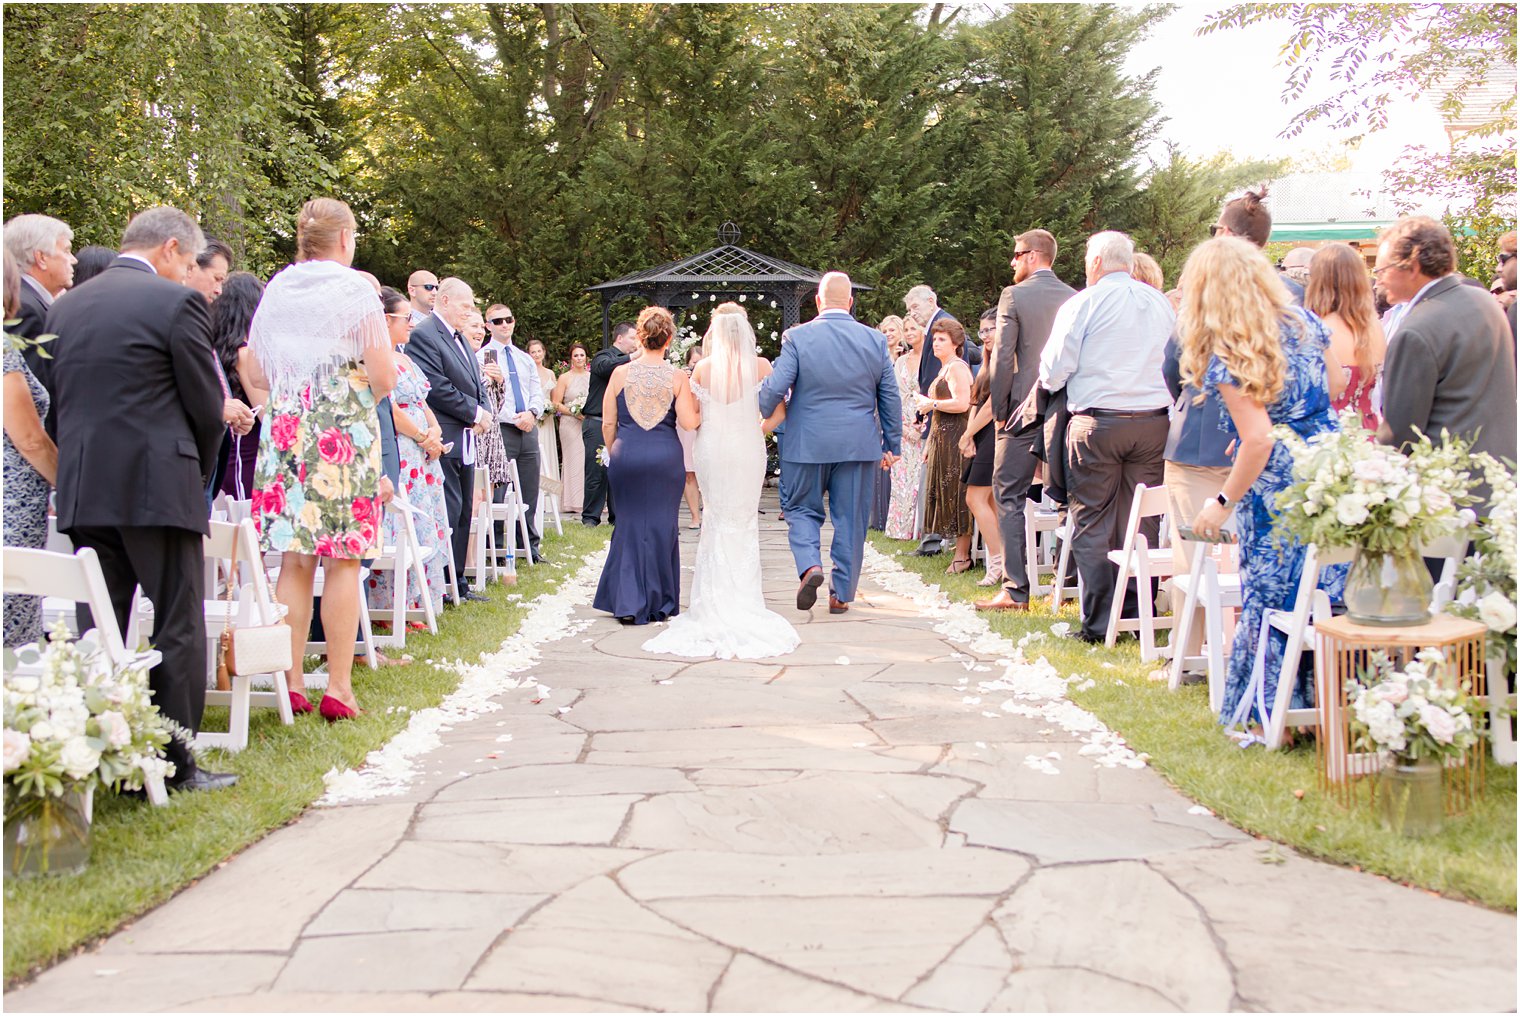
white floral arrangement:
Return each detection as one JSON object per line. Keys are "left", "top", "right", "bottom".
{"left": 1448, "top": 455, "right": 1518, "bottom": 678}
{"left": 1349, "top": 648, "right": 1482, "bottom": 763}
{"left": 4, "top": 623, "right": 178, "bottom": 807}
{"left": 596, "top": 446, "right": 610, "bottom": 467}
{"left": 564, "top": 395, "right": 586, "bottom": 417}
{"left": 1273, "top": 411, "right": 1480, "bottom": 554}
{"left": 668, "top": 324, "right": 702, "bottom": 367}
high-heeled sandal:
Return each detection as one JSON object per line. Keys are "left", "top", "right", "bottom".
{"left": 947, "top": 557, "right": 974, "bottom": 575}
{"left": 977, "top": 554, "right": 1005, "bottom": 586}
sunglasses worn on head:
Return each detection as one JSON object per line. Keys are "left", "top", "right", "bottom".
{"left": 490, "top": 316, "right": 514, "bottom": 325}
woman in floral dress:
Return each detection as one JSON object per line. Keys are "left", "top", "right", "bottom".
{"left": 367, "top": 287, "right": 447, "bottom": 618}
{"left": 248, "top": 198, "right": 396, "bottom": 721}
{"left": 1178, "top": 238, "right": 1346, "bottom": 733}
{"left": 885, "top": 316, "right": 927, "bottom": 540}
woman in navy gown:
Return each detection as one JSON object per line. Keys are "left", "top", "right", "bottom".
{"left": 593, "top": 306, "right": 702, "bottom": 624}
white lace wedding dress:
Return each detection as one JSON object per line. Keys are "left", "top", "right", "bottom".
{"left": 642, "top": 309, "right": 799, "bottom": 661}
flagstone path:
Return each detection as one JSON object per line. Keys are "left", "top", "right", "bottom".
{"left": 7, "top": 494, "right": 1516, "bottom": 1012}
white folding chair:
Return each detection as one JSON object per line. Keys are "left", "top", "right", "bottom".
{"left": 1422, "top": 534, "right": 1467, "bottom": 612}
{"left": 367, "top": 495, "right": 441, "bottom": 646}
{"left": 199, "top": 519, "right": 294, "bottom": 752}
{"left": 4, "top": 547, "right": 169, "bottom": 805}
{"left": 538, "top": 475, "right": 564, "bottom": 538}
{"left": 1025, "top": 496, "right": 1079, "bottom": 603}
{"left": 1244, "top": 543, "right": 1355, "bottom": 749}
{"left": 1104, "top": 483, "right": 1177, "bottom": 661}
{"left": 467, "top": 466, "right": 499, "bottom": 588}
{"left": 1168, "top": 538, "right": 1242, "bottom": 714}
{"left": 489, "top": 459, "right": 536, "bottom": 568}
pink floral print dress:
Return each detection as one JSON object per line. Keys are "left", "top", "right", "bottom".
{"left": 253, "top": 364, "right": 384, "bottom": 559}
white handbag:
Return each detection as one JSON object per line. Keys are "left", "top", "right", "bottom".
{"left": 215, "top": 538, "right": 292, "bottom": 687}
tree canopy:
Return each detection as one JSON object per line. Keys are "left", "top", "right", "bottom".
{"left": 6, "top": 2, "right": 1290, "bottom": 353}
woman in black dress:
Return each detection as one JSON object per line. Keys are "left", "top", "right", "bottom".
{"left": 593, "top": 306, "right": 702, "bottom": 624}
{"left": 958, "top": 322, "right": 1004, "bottom": 586}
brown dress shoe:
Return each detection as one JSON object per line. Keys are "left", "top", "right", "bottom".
{"left": 797, "top": 566, "right": 824, "bottom": 610}
{"left": 829, "top": 595, "right": 849, "bottom": 614}
{"left": 974, "top": 590, "right": 1030, "bottom": 612}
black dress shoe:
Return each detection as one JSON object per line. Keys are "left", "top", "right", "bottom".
{"left": 913, "top": 534, "right": 945, "bottom": 556}
{"left": 169, "top": 767, "right": 239, "bottom": 793}
{"left": 531, "top": 551, "right": 550, "bottom": 564}
{"left": 581, "top": 518, "right": 600, "bottom": 527}
{"left": 461, "top": 589, "right": 489, "bottom": 603}
{"left": 1062, "top": 630, "right": 1104, "bottom": 645}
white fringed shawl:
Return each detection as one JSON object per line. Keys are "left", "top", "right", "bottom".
{"left": 249, "top": 259, "right": 387, "bottom": 398}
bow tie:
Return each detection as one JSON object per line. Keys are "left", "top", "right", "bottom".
{"left": 454, "top": 330, "right": 466, "bottom": 345}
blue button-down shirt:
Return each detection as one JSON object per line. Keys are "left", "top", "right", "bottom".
{"left": 1037, "top": 270, "right": 1174, "bottom": 412}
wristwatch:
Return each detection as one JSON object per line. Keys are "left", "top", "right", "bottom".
{"left": 1214, "top": 492, "right": 1235, "bottom": 509}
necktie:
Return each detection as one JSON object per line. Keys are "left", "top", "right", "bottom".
{"left": 503, "top": 346, "right": 527, "bottom": 414}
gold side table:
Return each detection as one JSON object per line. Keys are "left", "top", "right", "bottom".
{"left": 1313, "top": 613, "right": 1487, "bottom": 811}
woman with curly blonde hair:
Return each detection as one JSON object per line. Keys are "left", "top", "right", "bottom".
{"left": 1177, "top": 237, "right": 1346, "bottom": 735}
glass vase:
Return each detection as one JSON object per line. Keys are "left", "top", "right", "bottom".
{"left": 1344, "top": 546, "right": 1433, "bottom": 627}
{"left": 3, "top": 786, "right": 93, "bottom": 879}
{"left": 1377, "top": 757, "right": 1443, "bottom": 837}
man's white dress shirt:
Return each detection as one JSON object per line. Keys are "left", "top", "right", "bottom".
{"left": 1038, "top": 270, "right": 1174, "bottom": 412}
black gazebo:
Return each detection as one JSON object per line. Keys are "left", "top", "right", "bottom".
{"left": 586, "top": 224, "right": 870, "bottom": 347}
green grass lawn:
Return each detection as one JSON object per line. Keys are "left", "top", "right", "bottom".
{"left": 3, "top": 523, "right": 610, "bottom": 985}
{"left": 871, "top": 532, "right": 1517, "bottom": 912}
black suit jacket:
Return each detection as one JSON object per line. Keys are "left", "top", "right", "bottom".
{"left": 991, "top": 269, "right": 1077, "bottom": 425}
{"left": 15, "top": 280, "right": 55, "bottom": 424}
{"left": 406, "top": 313, "right": 484, "bottom": 461}
{"left": 47, "top": 258, "right": 224, "bottom": 535}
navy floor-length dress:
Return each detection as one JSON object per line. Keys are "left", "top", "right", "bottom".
{"left": 593, "top": 387, "right": 684, "bottom": 623}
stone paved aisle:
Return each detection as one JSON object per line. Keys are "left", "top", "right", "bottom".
{"left": 8, "top": 495, "right": 1516, "bottom": 1012}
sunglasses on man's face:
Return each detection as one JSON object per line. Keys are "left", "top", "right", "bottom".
{"left": 489, "top": 316, "right": 515, "bottom": 326}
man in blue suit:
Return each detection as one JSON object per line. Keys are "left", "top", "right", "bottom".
{"left": 760, "top": 273, "right": 902, "bottom": 614}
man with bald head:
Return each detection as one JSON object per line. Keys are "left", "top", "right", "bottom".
{"left": 759, "top": 272, "right": 901, "bottom": 614}
{"left": 407, "top": 270, "right": 439, "bottom": 325}
{"left": 406, "top": 276, "right": 491, "bottom": 600}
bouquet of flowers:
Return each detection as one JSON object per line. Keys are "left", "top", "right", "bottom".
{"left": 1272, "top": 411, "right": 1479, "bottom": 554}
{"left": 5, "top": 624, "right": 178, "bottom": 803}
{"left": 565, "top": 395, "right": 586, "bottom": 418}
{"left": 668, "top": 324, "right": 702, "bottom": 367}
{"left": 1447, "top": 455, "right": 1518, "bottom": 678}
{"left": 1349, "top": 648, "right": 1482, "bottom": 764}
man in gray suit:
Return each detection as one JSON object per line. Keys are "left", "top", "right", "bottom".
{"left": 1376, "top": 216, "right": 1517, "bottom": 489}
{"left": 977, "top": 229, "right": 1075, "bottom": 612}
{"left": 760, "top": 273, "right": 901, "bottom": 614}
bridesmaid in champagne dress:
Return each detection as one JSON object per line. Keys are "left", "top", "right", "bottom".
{"left": 551, "top": 343, "right": 591, "bottom": 514}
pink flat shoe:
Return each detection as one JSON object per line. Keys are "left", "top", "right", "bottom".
{"left": 319, "top": 695, "right": 360, "bottom": 723}
{"left": 288, "top": 691, "right": 315, "bottom": 716}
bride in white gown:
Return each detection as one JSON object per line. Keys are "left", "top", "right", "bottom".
{"left": 642, "top": 303, "right": 800, "bottom": 660}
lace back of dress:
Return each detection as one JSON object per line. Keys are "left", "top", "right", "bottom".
{"left": 624, "top": 361, "right": 675, "bottom": 430}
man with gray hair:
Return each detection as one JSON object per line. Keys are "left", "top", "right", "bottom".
{"left": 46, "top": 205, "right": 238, "bottom": 793}
{"left": 407, "top": 276, "right": 492, "bottom": 600}
{"left": 1037, "top": 230, "right": 1174, "bottom": 643}
{"left": 4, "top": 213, "right": 78, "bottom": 394}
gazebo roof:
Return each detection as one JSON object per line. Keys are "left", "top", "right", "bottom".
{"left": 586, "top": 243, "right": 870, "bottom": 292}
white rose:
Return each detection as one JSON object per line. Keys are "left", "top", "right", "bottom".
{"left": 1477, "top": 592, "right": 1517, "bottom": 633}
{"left": 1419, "top": 703, "right": 1457, "bottom": 745}
{"left": 95, "top": 711, "right": 132, "bottom": 749}
{"left": 29, "top": 720, "right": 55, "bottom": 742}
{"left": 1335, "top": 497, "right": 1369, "bottom": 527}
{"left": 3, "top": 729, "right": 32, "bottom": 773}
{"left": 58, "top": 737, "right": 101, "bottom": 780}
